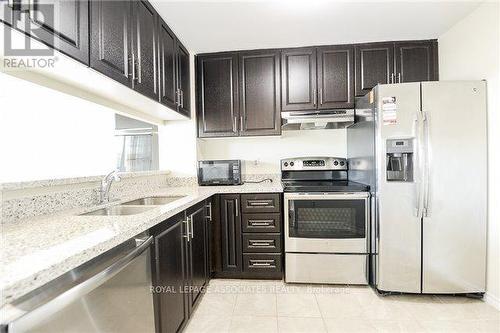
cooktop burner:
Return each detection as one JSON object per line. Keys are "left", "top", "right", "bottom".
{"left": 281, "top": 180, "right": 369, "bottom": 193}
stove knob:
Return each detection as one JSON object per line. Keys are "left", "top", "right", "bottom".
{"left": 333, "top": 161, "right": 339, "bottom": 166}
{"left": 340, "top": 161, "right": 345, "bottom": 166}
{"left": 284, "top": 162, "right": 288, "bottom": 167}
{"left": 290, "top": 162, "right": 295, "bottom": 167}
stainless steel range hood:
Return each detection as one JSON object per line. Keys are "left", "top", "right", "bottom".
{"left": 281, "top": 109, "right": 354, "bottom": 130}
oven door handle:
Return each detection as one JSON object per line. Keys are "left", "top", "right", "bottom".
{"left": 288, "top": 201, "right": 296, "bottom": 228}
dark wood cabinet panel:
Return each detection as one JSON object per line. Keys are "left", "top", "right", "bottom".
{"left": 395, "top": 40, "right": 438, "bottom": 83}
{"left": 153, "top": 214, "right": 188, "bottom": 333}
{"left": 242, "top": 253, "right": 282, "bottom": 279}
{"left": 158, "top": 18, "right": 177, "bottom": 110}
{"left": 196, "top": 54, "right": 239, "bottom": 137}
{"left": 90, "top": 0, "right": 132, "bottom": 86}
{"left": 239, "top": 50, "right": 281, "bottom": 136}
{"left": 186, "top": 202, "right": 208, "bottom": 311}
{"left": 281, "top": 47, "right": 317, "bottom": 111}
{"left": 355, "top": 43, "right": 394, "bottom": 97}
{"left": 220, "top": 194, "right": 242, "bottom": 273}
{"left": 13, "top": 0, "right": 89, "bottom": 64}
{"left": 131, "top": 0, "right": 158, "bottom": 100}
{"left": 177, "top": 41, "right": 191, "bottom": 117}
{"left": 317, "top": 45, "right": 354, "bottom": 109}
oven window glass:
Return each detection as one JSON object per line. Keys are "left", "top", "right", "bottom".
{"left": 289, "top": 199, "right": 366, "bottom": 238}
{"left": 201, "top": 163, "right": 231, "bottom": 181}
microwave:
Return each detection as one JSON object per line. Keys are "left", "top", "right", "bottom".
{"left": 198, "top": 160, "right": 242, "bottom": 186}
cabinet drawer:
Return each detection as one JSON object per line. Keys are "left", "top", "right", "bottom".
{"left": 243, "top": 254, "right": 282, "bottom": 278}
{"left": 242, "top": 213, "right": 281, "bottom": 233}
{"left": 241, "top": 193, "right": 281, "bottom": 213}
{"left": 242, "top": 234, "right": 281, "bottom": 253}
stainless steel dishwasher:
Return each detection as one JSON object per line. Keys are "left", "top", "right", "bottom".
{"left": 1, "top": 233, "right": 155, "bottom": 333}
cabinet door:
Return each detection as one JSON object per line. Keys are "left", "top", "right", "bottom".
{"left": 239, "top": 50, "right": 281, "bottom": 136}
{"left": 196, "top": 54, "right": 239, "bottom": 137}
{"left": 177, "top": 41, "right": 191, "bottom": 117}
{"left": 158, "top": 19, "right": 177, "bottom": 110}
{"left": 354, "top": 42, "right": 394, "bottom": 97}
{"left": 154, "top": 215, "right": 189, "bottom": 333}
{"left": 90, "top": 0, "right": 132, "bottom": 86}
{"left": 317, "top": 45, "right": 354, "bottom": 109}
{"left": 281, "top": 47, "right": 317, "bottom": 111}
{"left": 395, "top": 40, "right": 438, "bottom": 83}
{"left": 220, "top": 194, "right": 242, "bottom": 273}
{"left": 132, "top": 0, "right": 158, "bottom": 100}
{"left": 13, "top": 0, "right": 89, "bottom": 64}
{"left": 187, "top": 202, "right": 208, "bottom": 311}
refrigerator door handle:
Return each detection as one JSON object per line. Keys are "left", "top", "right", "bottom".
{"left": 414, "top": 112, "right": 425, "bottom": 218}
{"left": 422, "top": 111, "right": 430, "bottom": 217}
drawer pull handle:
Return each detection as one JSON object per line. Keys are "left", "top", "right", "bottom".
{"left": 249, "top": 259, "right": 276, "bottom": 267}
{"left": 249, "top": 201, "right": 270, "bottom": 206}
{"left": 249, "top": 240, "right": 273, "bottom": 247}
{"left": 249, "top": 220, "right": 273, "bottom": 226}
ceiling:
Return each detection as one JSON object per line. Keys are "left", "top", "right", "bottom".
{"left": 150, "top": 0, "right": 483, "bottom": 54}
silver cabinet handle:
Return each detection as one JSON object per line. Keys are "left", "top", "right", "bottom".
{"left": 390, "top": 73, "right": 395, "bottom": 84}
{"left": 249, "top": 240, "right": 274, "bottom": 247}
{"left": 235, "top": 199, "right": 239, "bottom": 217}
{"left": 249, "top": 220, "right": 273, "bottom": 226}
{"left": 189, "top": 216, "right": 194, "bottom": 239}
{"left": 249, "top": 201, "right": 270, "bottom": 206}
{"left": 313, "top": 89, "right": 317, "bottom": 106}
{"left": 180, "top": 90, "right": 184, "bottom": 108}
{"left": 249, "top": 259, "right": 275, "bottom": 267}
{"left": 233, "top": 117, "right": 237, "bottom": 131}
{"left": 205, "top": 202, "right": 212, "bottom": 221}
{"left": 319, "top": 88, "right": 323, "bottom": 105}
{"left": 131, "top": 53, "right": 136, "bottom": 82}
{"left": 398, "top": 73, "right": 401, "bottom": 83}
{"left": 240, "top": 116, "right": 243, "bottom": 131}
{"left": 183, "top": 219, "right": 191, "bottom": 241}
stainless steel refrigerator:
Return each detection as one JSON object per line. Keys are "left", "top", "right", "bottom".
{"left": 347, "top": 81, "right": 487, "bottom": 295}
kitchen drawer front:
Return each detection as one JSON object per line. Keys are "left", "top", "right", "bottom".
{"left": 242, "top": 234, "right": 281, "bottom": 253}
{"left": 241, "top": 193, "right": 281, "bottom": 213}
{"left": 242, "top": 213, "right": 281, "bottom": 233}
{"left": 243, "top": 254, "right": 282, "bottom": 278}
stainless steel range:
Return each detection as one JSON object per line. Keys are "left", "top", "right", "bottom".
{"left": 282, "top": 157, "right": 370, "bottom": 285}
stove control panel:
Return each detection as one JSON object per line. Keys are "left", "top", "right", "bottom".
{"left": 281, "top": 157, "right": 347, "bottom": 171}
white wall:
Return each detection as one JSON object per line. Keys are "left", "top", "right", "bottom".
{"left": 0, "top": 73, "right": 117, "bottom": 182}
{"left": 438, "top": 2, "right": 500, "bottom": 309}
{"left": 198, "top": 129, "right": 347, "bottom": 174}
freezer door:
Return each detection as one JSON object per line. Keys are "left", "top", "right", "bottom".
{"left": 421, "top": 81, "right": 487, "bottom": 293}
{"left": 375, "top": 83, "right": 422, "bottom": 293}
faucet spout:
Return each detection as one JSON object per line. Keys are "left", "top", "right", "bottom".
{"left": 100, "top": 170, "right": 122, "bottom": 204}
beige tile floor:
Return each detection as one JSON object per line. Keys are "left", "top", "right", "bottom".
{"left": 184, "top": 279, "right": 500, "bottom": 333}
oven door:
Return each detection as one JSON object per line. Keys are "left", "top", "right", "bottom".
{"left": 284, "top": 192, "right": 370, "bottom": 253}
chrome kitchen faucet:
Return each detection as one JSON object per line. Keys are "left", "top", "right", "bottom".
{"left": 100, "top": 170, "right": 122, "bottom": 203}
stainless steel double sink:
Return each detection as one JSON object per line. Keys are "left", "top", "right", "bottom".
{"left": 80, "top": 196, "right": 186, "bottom": 216}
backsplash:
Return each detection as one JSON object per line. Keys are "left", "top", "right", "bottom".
{"left": 0, "top": 172, "right": 279, "bottom": 224}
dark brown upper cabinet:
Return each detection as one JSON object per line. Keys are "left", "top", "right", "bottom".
{"left": 239, "top": 50, "right": 281, "bottom": 136}
{"left": 355, "top": 42, "right": 395, "bottom": 97}
{"left": 177, "top": 41, "right": 191, "bottom": 117}
{"left": 90, "top": 0, "right": 132, "bottom": 86}
{"left": 196, "top": 53, "right": 239, "bottom": 138}
{"left": 12, "top": 0, "right": 89, "bottom": 65}
{"left": 317, "top": 45, "right": 354, "bottom": 109}
{"left": 158, "top": 19, "right": 177, "bottom": 110}
{"left": 131, "top": 0, "right": 158, "bottom": 100}
{"left": 395, "top": 40, "right": 438, "bottom": 83}
{"left": 281, "top": 47, "right": 317, "bottom": 111}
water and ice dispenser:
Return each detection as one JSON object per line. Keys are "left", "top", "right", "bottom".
{"left": 386, "top": 139, "right": 414, "bottom": 182}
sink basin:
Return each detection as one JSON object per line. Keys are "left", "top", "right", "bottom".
{"left": 81, "top": 205, "right": 153, "bottom": 216}
{"left": 122, "top": 196, "right": 186, "bottom": 206}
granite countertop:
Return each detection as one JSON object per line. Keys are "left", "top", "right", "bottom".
{"left": 0, "top": 182, "right": 283, "bottom": 307}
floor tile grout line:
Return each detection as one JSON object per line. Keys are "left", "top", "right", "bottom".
{"left": 313, "top": 292, "right": 329, "bottom": 332}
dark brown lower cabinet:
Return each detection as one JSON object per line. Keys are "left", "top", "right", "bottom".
{"left": 152, "top": 212, "right": 188, "bottom": 333}
{"left": 212, "top": 193, "right": 283, "bottom": 279}
{"left": 152, "top": 201, "right": 210, "bottom": 333}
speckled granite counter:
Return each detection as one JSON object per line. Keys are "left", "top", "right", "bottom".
{"left": 0, "top": 182, "right": 282, "bottom": 307}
